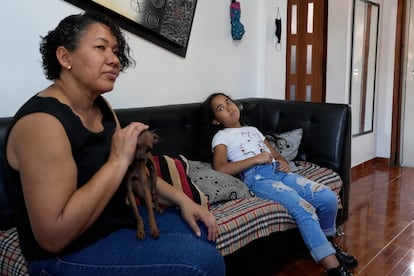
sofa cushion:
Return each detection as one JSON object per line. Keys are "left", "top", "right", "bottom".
{"left": 187, "top": 160, "right": 255, "bottom": 204}
{"left": 0, "top": 228, "right": 28, "bottom": 276}
{"left": 152, "top": 155, "right": 209, "bottom": 208}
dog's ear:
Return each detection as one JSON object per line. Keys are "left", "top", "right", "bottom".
{"left": 153, "top": 133, "right": 160, "bottom": 144}
{"left": 147, "top": 129, "right": 161, "bottom": 145}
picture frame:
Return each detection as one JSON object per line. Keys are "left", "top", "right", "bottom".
{"left": 64, "top": 0, "right": 198, "bottom": 57}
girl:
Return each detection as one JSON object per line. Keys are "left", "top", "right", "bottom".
{"left": 202, "top": 92, "right": 357, "bottom": 276}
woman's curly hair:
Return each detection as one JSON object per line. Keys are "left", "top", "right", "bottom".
{"left": 39, "top": 11, "right": 135, "bottom": 80}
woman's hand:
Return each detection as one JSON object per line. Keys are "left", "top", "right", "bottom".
{"left": 179, "top": 200, "right": 219, "bottom": 242}
{"left": 156, "top": 177, "right": 219, "bottom": 242}
{"left": 109, "top": 122, "right": 148, "bottom": 167}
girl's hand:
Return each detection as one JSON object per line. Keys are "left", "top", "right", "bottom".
{"left": 276, "top": 158, "right": 290, "bottom": 172}
{"left": 255, "top": 151, "right": 274, "bottom": 165}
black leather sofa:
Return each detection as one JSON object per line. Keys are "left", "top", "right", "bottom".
{"left": 0, "top": 97, "right": 351, "bottom": 275}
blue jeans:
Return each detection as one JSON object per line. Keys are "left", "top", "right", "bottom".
{"left": 28, "top": 207, "right": 225, "bottom": 276}
{"left": 240, "top": 163, "right": 337, "bottom": 262}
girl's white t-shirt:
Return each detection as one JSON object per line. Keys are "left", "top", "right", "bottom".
{"left": 212, "top": 126, "right": 271, "bottom": 162}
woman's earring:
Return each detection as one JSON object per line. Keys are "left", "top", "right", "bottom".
{"left": 67, "top": 65, "right": 71, "bottom": 70}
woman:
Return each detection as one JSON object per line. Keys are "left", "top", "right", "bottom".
{"left": 201, "top": 92, "right": 358, "bottom": 276}
{"left": 4, "top": 12, "right": 225, "bottom": 275}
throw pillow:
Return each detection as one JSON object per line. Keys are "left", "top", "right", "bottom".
{"left": 265, "top": 128, "right": 303, "bottom": 172}
{"left": 187, "top": 160, "right": 255, "bottom": 204}
{"left": 265, "top": 128, "right": 303, "bottom": 162}
{"left": 151, "top": 155, "right": 209, "bottom": 209}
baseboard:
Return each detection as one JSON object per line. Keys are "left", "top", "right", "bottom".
{"left": 351, "top": 157, "right": 389, "bottom": 179}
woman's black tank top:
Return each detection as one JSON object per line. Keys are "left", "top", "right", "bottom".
{"left": 4, "top": 95, "right": 133, "bottom": 260}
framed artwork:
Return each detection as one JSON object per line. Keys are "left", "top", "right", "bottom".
{"left": 64, "top": 0, "right": 198, "bottom": 57}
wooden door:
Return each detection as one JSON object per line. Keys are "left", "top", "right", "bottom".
{"left": 286, "top": 0, "right": 327, "bottom": 102}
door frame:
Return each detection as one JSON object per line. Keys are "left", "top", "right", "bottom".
{"left": 390, "top": 0, "right": 407, "bottom": 166}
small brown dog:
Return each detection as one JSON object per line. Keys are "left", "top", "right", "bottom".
{"left": 124, "top": 129, "right": 162, "bottom": 239}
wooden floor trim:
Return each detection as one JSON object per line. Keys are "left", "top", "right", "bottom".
{"left": 351, "top": 157, "right": 390, "bottom": 179}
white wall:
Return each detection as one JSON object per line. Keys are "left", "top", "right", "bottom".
{"left": 375, "top": 0, "right": 397, "bottom": 160}
{"left": 348, "top": 0, "right": 398, "bottom": 167}
{"left": 0, "top": 0, "right": 397, "bottom": 168}
{"left": 326, "top": 0, "right": 353, "bottom": 104}
{"left": 1, "top": 0, "right": 287, "bottom": 116}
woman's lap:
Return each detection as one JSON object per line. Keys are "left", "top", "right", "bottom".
{"left": 28, "top": 207, "right": 225, "bottom": 276}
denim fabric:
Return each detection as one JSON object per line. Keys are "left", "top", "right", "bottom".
{"left": 240, "top": 162, "right": 337, "bottom": 262}
{"left": 27, "top": 207, "right": 225, "bottom": 276}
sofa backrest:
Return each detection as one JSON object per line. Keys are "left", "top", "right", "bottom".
{"left": 0, "top": 98, "right": 351, "bottom": 229}
{"left": 239, "top": 98, "right": 351, "bottom": 176}
{"left": 0, "top": 117, "right": 15, "bottom": 229}
{"left": 116, "top": 98, "right": 351, "bottom": 175}
{"left": 116, "top": 102, "right": 204, "bottom": 160}
{"left": 115, "top": 98, "right": 352, "bottom": 224}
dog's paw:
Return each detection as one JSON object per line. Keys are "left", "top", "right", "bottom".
{"left": 136, "top": 230, "right": 146, "bottom": 240}
{"left": 150, "top": 229, "right": 160, "bottom": 239}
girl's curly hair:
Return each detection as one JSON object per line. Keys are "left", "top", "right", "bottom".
{"left": 39, "top": 11, "right": 135, "bottom": 80}
{"left": 200, "top": 92, "right": 235, "bottom": 162}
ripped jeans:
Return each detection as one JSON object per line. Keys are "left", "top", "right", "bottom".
{"left": 240, "top": 163, "right": 337, "bottom": 262}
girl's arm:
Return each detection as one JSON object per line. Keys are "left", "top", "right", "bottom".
{"left": 264, "top": 139, "right": 290, "bottom": 172}
{"left": 212, "top": 144, "right": 274, "bottom": 175}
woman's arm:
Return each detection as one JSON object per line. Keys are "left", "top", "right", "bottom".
{"left": 7, "top": 113, "right": 147, "bottom": 253}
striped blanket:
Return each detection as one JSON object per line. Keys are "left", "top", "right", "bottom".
{"left": 211, "top": 161, "right": 343, "bottom": 256}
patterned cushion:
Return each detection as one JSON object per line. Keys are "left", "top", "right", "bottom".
{"left": 0, "top": 228, "right": 28, "bottom": 276}
{"left": 265, "top": 128, "right": 303, "bottom": 162}
{"left": 151, "top": 155, "right": 209, "bottom": 209}
{"left": 0, "top": 161, "right": 342, "bottom": 270}
{"left": 187, "top": 160, "right": 255, "bottom": 204}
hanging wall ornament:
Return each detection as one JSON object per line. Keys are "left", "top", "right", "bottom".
{"left": 230, "top": 0, "right": 245, "bottom": 40}
{"left": 275, "top": 7, "right": 282, "bottom": 50}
